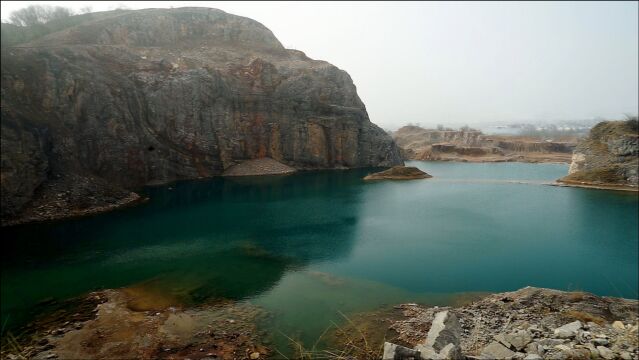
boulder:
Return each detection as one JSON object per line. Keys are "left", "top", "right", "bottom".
{"left": 553, "top": 320, "right": 582, "bottom": 339}
{"left": 504, "top": 331, "right": 533, "bottom": 351}
{"left": 422, "top": 311, "right": 461, "bottom": 351}
{"left": 596, "top": 346, "right": 615, "bottom": 360}
{"left": 383, "top": 342, "right": 421, "bottom": 360}
{"left": 480, "top": 341, "right": 516, "bottom": 359}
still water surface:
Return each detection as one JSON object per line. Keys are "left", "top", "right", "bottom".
{"left": 2, "top": 161, "right": 637, "bottom": 348}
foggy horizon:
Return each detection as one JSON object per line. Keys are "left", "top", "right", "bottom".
{"left": 2, "top": 1, "right": 637, "bottom": 129}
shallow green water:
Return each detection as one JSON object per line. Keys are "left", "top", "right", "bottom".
{"left": 2, "top": 161, "right": 637, "bottom": 350}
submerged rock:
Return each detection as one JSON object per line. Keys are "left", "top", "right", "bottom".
{"left": 363, "top": 166, "right": 432, "bottom": 180}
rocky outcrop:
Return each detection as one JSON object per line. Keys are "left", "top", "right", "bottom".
{"left": 386, "top": 287, "right": 639, "bottom": 360}
{"left": 0, "top": 7, "right": 402, "bottom": 225}
{"left": 392, "top": 126, "right": 576, "bottom": 163}
{"left": 363, "top": 166, "right": 432, "bottom": 181}
{"left": 559, "top": 119, "right": 638, "bottom": 189}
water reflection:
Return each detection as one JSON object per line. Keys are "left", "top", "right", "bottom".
{"left": 1, "top": 169, "right": 370, "bottom": 330}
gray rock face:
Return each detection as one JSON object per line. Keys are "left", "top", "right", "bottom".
{"left": 1, "top": 7, "right": 402, "bottom": 224}
{"left": 562, "top": 119, "right": 638, "bottom": 187}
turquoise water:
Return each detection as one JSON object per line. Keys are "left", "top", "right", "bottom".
{"left": 1, "top": 161, "right": 637, "bottom": 350}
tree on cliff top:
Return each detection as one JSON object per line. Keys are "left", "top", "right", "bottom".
{"left": 8, "top": 5, "right": 74, "bottom": 26}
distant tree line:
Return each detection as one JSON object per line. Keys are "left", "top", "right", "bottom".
{"left": 2, "top": 5, "right": 79, "bottom": 46}
{"left": 0, "top": 4, "right": 130, "bottom": 47}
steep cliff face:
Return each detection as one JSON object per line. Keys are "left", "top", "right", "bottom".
{"left": 560, "top": 119, "right": 638, "bottom": 188}
{"left": 1, "top": 7, "right": 402, "bottom": 224}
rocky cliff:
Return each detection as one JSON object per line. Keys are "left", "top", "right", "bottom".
{"left": 560, "top": 119, "right": 638, "bottom": 189}
{"left": 0, "top": 7, "right": 402, "bottom": 224}
{"left": 392, "top": 125, "right": 576, "bottom": 163}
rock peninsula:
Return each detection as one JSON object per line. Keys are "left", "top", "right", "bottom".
{"left": 558, "top": 118, "right": 638, "bottom": 191}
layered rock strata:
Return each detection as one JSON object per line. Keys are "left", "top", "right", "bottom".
{"left": 1, "top": 7, "right": 402, "bottom": 225}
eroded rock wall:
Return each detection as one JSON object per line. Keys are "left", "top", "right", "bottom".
{"left": 1, "top": 7, "right": 402, "bottom": 223}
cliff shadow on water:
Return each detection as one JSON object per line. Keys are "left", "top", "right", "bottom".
{"left": 0, "top": 169, "right": 373, "bottom": 332}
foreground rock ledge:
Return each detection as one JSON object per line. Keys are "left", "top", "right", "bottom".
{"left": 364, "top": 166, "right": 433, "bottom": 180}
{"left": 385, "top": 286, "right": 638, "bottom": 360}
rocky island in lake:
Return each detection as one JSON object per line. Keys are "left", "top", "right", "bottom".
{"left": 364, "top": 166, "right": 433, "bottom": 181}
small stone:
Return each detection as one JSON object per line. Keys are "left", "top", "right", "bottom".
{"left": 505, "top": 331, "right": 533, "bottom": 351}
{"left": 523, "top": 354, "right": 542, "bottom": 360}
{"left": 383, "top": 342, "right": 421, "bottom": 360}
{"left": 620, "top": 352, "right": 632, "bottom": 360}
{"left": 553, "top": 320, "right": 582, "bottom": 339}
{"left": 612, "top": 321, "right": 625, "bottom": 330}
{"left": 249, "top": 352, "right": 260, "bottom": 359}
{"left": 481, "top": 341, "right": 516, "bottom": 359}
{"left": 596, "top": 346, "right": 615, "bottom": 360}
{"left": 525, "top": 342, "right": 540, "bottom": 355}
{"left": 554, "top": 344, "right": 572, "bottom": 352}
{"left": 537, "top": 339, "right": 564, "bottom": 347}
{"left": 584, "top": 343, "right": 599, "bottom": 358}
{"left": 494, "top": 334, "right": 512, "bottom": 348}
{"left": 592, "top": 338, "right": 609, "bottom": 346}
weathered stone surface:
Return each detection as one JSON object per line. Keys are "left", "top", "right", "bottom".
{"left": 560, "top": 119, "right": 639, "bottom": 189}
{"left": 438, "top": 343, "right": 463, "bottom": 360}
{"left": 383, "top": 342, "right": 421, "bottom": 360}
{"left": 1, "top": 7, "right": 402, "bottom": 225}
{"left": 504, "top": 331, "right": 533, "bottom": 351}
{"left": 597, "top": 345, "right": 615, "bottom": 360}
{"left": 523, "top": 354, "right": 542, "bottom": 360}
{"left": 222, "top": 157, "right": 296, "bottom": 176}
{"left": 423, "top": 311, "right": 461, "bottom": 351}
{"left": 612, "top": 321, "right": 626, "bottom": 331}
{"left": 390, "top": 287, "right": 639, "bottom": 359}
{"left": 481, "top": 341, "right": 516, "bottom": 359}
{"left": 553, "top": 321, "right": 582, "bottom": 339}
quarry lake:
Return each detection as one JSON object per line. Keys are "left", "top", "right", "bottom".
{"left": 2, "top": 161, "right": 637, "bottom": 349}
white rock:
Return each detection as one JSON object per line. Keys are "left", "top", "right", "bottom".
{"left": 612, "top": 321, "right": 625, "bottom": 331}
{"left": 553, "top": 320, "right": 582, "bottom": 339}
{"left": 523, "top": 354, "right": 542, "bottom": 360}
{"left": 596, "top": 346, "right": 615, "bottom": 360}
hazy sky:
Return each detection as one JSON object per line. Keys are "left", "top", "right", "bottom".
{"left": 2, "top": 1, "right": 638, "bottom": 129}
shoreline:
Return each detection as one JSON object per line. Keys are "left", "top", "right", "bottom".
{"left": 552, "top": 180, "right": 639, "bottom": 192}
{"left": 3, "top": 286, "right": 637, "bottom": 360}
{"left": 1, "top": 193, "right": 146, "bottom": 228}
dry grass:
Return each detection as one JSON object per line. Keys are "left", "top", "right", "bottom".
{"left": 277, "top": 311, "right": 384, "bottom": 360}
{"left": 562, "top": 310, "right": 606, "bottom": 326}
